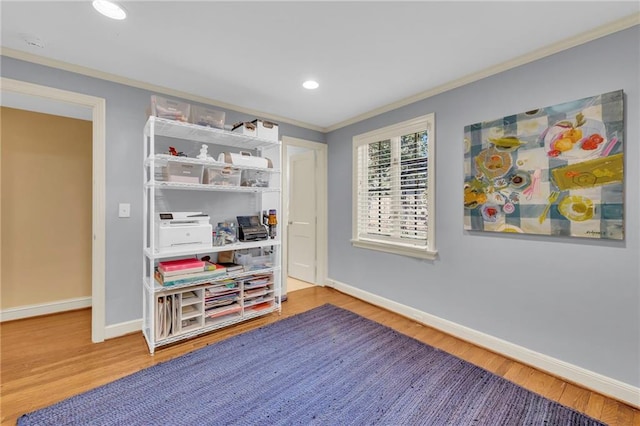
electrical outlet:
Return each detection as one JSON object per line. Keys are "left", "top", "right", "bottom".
{"left": 118, "top": 203, "right": 131, "bottom": 218}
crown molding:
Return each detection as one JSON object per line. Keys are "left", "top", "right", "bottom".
{"left": 324, "top": 13, "right": 640, "bottom": 133}
{"left": 2, "top": 12, "right": 638, "bottom": 134}
{"left": 0, "top": 47, "right": 325, "bottom": 133}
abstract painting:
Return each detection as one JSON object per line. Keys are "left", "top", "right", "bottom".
{"left": 463, "top": 90, "right": 624, "bottom": 239}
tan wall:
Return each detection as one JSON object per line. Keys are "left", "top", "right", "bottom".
{"left": 1, "top": 107, "right": 92, "bottom": 309}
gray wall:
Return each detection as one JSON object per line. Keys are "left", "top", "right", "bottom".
{"left": 0, "top": 56, "right": 325, "bottom": 326}
{"left": 326, "top": 26, "right": 639, "bottom": 387}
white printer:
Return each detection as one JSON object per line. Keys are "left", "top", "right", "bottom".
{"left": 154, "top": 212, "right": 212, "bottom": 252}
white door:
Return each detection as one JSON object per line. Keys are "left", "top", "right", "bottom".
{"left": 288, "top": 150, "right": 316, "bottom": 283}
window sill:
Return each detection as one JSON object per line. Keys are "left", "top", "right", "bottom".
{"left": 351, "top": 239, "right": 438, "bottom": 260}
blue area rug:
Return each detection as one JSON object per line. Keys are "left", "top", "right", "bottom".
{"left": 19, "top": 304, "right": 604, "bottom": 425}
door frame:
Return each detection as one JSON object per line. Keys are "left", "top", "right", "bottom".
{"left": 281, "top": 136, "right": 327, "bottom": 288}
{"left": 2, "top": 77, "right": 106, "bottom": 343}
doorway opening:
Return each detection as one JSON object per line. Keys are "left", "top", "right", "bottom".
{"left": 282, "top": 137, "right": 327, "bottom": 297}
{"left": 1, "top": 78, "right": 106, "bottom": 343}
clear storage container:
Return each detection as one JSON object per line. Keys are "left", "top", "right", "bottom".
{"left": 151, "top": 95, "right": 190, "bottom": 122}
{"left": 191, "top": 106, "right": 225, "bottom": 129}
{"left": 165, "top": 161, "right": 204, "bottom": 184}
{"left": 203, "top": 165, "right": 241, "bottom": 186}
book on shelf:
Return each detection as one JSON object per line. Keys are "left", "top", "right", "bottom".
{"left": 216, "top": 263, "right": 244, "bottom": 273}
{"left": 159, "top": 265, "right": 204, "bottom": 277}
{"left": 155, "top": 268, "right": 227, "bottom": 287}
{"left": 204, "top": 260, "right": 232, "bottom": 272}
{"left": 158, "top": 258, "right": 205, "bottom": 274}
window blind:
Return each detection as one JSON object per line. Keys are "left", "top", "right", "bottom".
{"left": 356, "top": 131, "right": 429, "bottom": 248}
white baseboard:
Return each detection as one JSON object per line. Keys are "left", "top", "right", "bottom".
{"left": 0, "top": 297, "right": 92, "bottom": 322}
{"left": 105, "top": 318, "right": 142, "bottom": 340}
{"left": 326, "top": 278, "right": 640, "bottom": 408}
{"left": 0, "top": 297, "right": 142, "bottom": 341}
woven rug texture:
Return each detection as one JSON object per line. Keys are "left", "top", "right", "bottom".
{"left": 18, "top": 304, "right": 605, "bottom": 425}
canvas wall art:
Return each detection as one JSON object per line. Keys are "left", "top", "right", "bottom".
{"left": 463, "top": 90, "right": 624, "bottom": 240}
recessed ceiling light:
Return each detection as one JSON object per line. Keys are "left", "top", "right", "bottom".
{"left": 92, "top": 0, "right": 127, "bottom": 20}
{"left": 303, "top": 80, "right": 319, "bottom": 90}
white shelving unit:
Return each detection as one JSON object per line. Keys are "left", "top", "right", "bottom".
{"left": 142, "top": 116, "right": 282, "bottom": 354}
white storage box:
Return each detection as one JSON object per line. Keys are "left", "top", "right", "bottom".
{"left": 231, "top": 122, "right": 257, "bottom": 137}
{"left": 251, "top": 119, "right": 279, "bottom": 141}
{"left": 191, "top": 106, "right": 225, "bottom": 129}
{"left": 218, "top": 152, "right": 273, "bottom": 168}
{"left": 203, "top": 165, "right": 241, "bottom": 186}
{"left": 151, "top": 95, "right": 190, "bottom": 122}
{"left": 165, "top": 161, "right": 203, "bottom": 184}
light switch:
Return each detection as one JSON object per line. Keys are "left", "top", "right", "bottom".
{"left": 118, "top": 203, "right": 131, "bottom": 218}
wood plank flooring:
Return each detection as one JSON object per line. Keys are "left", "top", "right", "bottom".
{"left": 1, "top": 286, "right": 638, "bottom": 425}
{"left": 287, "top": 277, "right": 315, "bottom": 292}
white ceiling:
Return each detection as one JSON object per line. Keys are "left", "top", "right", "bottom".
{"left": 1, "top": 1, "right": 639, "bottom": 131}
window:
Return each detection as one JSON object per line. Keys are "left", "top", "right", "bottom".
{"left": 352, "top": 114, "right": 436, "bottom": 259}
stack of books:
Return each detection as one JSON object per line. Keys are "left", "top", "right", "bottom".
{"left": 155, "top": 258, "right": 227, "bottom": 286}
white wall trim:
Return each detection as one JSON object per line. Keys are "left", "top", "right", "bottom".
{"left": 0, "top": 297, "right": 91, "bottom": 322}
{"left": 104, "top": 319, "right": 143, "bottom": 340}
{"left": 1, "top": 77, "right": 106, "bottom": 343}
{"left": 326, "top": 278, "right": 640, "bottom": 408}
{"left": 282, "top": 137, "right": 328, "bottom": 289}
{"left": 325, "top": 13, "right": 640, "bottom": 132}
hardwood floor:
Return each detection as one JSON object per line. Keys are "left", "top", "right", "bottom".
{"left": 1, "top": 286, "right": 638, "bottom": 425}
{"left": 287, "top": 276, "right": 315, "bottom": 292}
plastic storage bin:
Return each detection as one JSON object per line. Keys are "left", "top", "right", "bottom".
{"left": 241, "top": 169, "right": 270, "bottom": 187}
{"left": 191, "top": 106, "right": 225, "bottom": 129}
{"left": 203, "top": 166, "right": 241, "bottom": 186}
{"left": 165, "top": 161, "right": 204, "bottom": 184}
{"left": 151, "top": 95, "right": 190, "bottom": 122}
